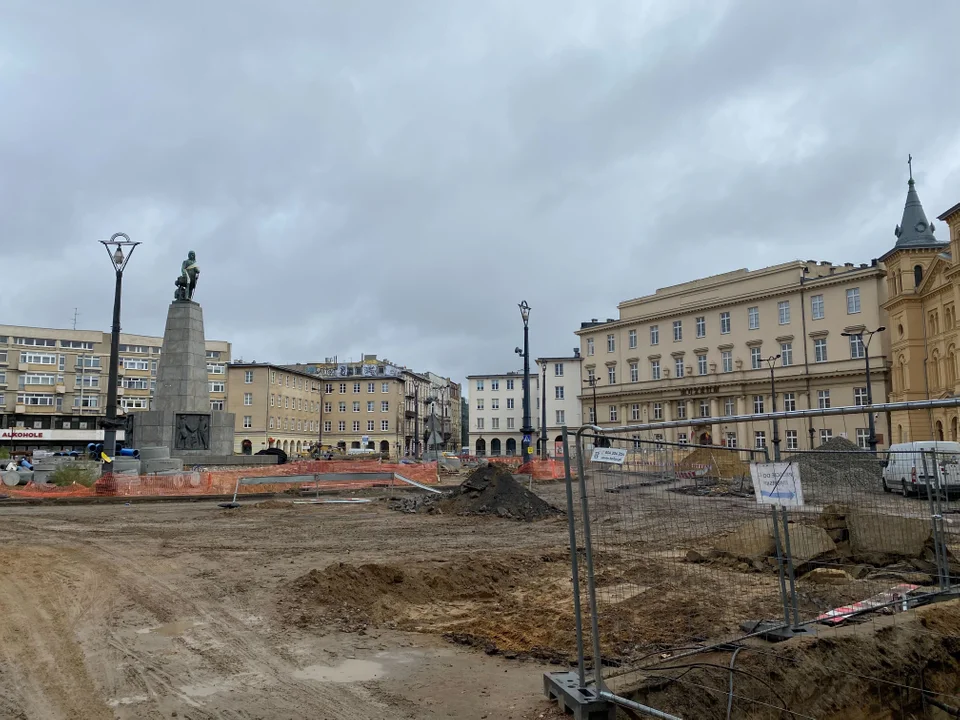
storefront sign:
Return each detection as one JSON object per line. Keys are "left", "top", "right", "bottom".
{"left": 680, "top": 385, "right": 720, "bottom": 397}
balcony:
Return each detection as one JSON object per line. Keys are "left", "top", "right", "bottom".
{"left": 405, "top": 409, "right": 417, "bottom": 419}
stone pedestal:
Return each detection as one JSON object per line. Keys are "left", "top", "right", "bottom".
{"left": 128, "top": 300, "right": 234, "bottom": 457}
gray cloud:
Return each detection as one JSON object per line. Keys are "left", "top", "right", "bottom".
{"left": 2, "top": 1, "right": 959, "bottom": 389}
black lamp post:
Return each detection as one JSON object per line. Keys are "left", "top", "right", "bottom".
{"left": 518, "top": 301, "right": 533, "bottom": 460}
{"left": 99, "top": 232, "right": 140, "bottom": 476}
{"left": 841, "top": 326, "right": 885, "bottom": 455}
{"left": 765, "top": 354, "right": 781, "bottom": 461}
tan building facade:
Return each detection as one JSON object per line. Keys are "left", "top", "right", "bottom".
{"left": 0, "top": 324, "right": 229, "bottom": 451}
{"left": 576, "top": 259, "right": 890, "bottom": 451}
{"left": 289, "top": 356, "right": 406, "bottom": 457}
{"left": 228, "top": 363, "right": 320, "bottom": 456}
{"left": 882, "top": 175, "right": 960, "bottom": 442}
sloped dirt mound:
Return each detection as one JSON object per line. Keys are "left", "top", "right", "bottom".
{"left": 440, "top": 464, "right": 563, "bottom": 520}
{"left": 677, "top": 446, "right": 751, "bottom": 480}
{"left": 784, "top": 436, "right": 882, "bottom": 498}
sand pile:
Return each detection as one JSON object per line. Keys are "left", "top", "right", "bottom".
{"left": 676, "top": 446, "right": 750, "bottom": 480}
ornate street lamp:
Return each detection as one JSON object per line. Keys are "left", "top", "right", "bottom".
{"left": 518, "top": 301, "right": 533, "bottom": 460}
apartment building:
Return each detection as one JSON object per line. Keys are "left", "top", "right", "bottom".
{"left": 228, "top": 363, "right": 321, "bottom": 456}
{"left": 466, "top": 371, "right": 540, "bottom": 456}
{"left": 290, "top": 356, "right": 406, "bottom": 457}
{"left": 0, "top": 324, "right": 230, "bottom": 452}
{"left": 403, "top": 369, "right": 432, "bottom": 456}
{"left": 423, "top": 372, "right": 463, "bottom": 452}
{"left": 534, "top": 351, "right": 583, "bottom": 456}
{"left": 575, "top": 259, "right": 890, "bottom": 451}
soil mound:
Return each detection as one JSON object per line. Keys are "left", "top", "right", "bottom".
{"left": 785, "top": 436, "right": 882, "bottom": 498}
{"left": 676, "top": 446, "right": 750, "bottom": 480}
{"left": 441, "top": 464, "right": 562, "bottom": 520}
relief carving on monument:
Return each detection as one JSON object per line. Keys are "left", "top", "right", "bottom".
{"left": 175, "top": 414, "right": 211, "bottom": 450}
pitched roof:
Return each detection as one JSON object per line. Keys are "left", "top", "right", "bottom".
{"left": 893, "top": 175, "right": 946, "bottom": 251}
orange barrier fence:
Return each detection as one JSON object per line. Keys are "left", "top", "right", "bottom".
{"left": 516, "top": 458, "right": 566, "bottom": 480}
{"left": 1, "top": 459, "right": 441, "bottom": 500}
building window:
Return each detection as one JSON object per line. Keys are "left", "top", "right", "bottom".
{"left": 699, "top": 400, "right": 710, "bottom": 418}
{"left": 335, "top": 401, "right": 345, "bottom": 412}
{"left": 814, "top": 338, "right": 828, "bottom": 363}
{"left": 630, "top": 403, "right": 640, "bottom": 421}
{"left": 477, "top": 398, "right": 484, "bottom": 410}
{"left": 819, "top": 428, "right": 833, "bottom": 444}
{"left": 674, "top": 357, "right": 684, "bottom": 378}
{"left": 781, "top": 342, "right": 793, "bottom": 366}
{"left": 206, "top": 350, "right": 221, "bottom": 360}
{"left": 324, "top": 421, "right": 331, "bottom": 432}
{"left": 818, "top": 390, "right": 831, "bottom": 409}
{"left": 726, "top": 433, "right": 738, "bottom": 448}
{"left": 491, "top": 379, "right": 499, "bottom": 391}
{"left": 554, "top": 363, "right": 564, "bottom": 376}
{"left": 507, "top": 417, "right": 515, "bottom": 429}
{"left": 367, "top": 401, "right": 375, "bottom": 412}
{"left": 628, "top": 330, "right": 637, "bottom": 349}
{"left": 609, "top": 405, "right": 618, "bottom": 422}
{"left": 209, "top": 400, "right": 223, "bottom": 411}
{"left": 856, "top": 428, "right": 869, "bottom": 448}
{"left": 650, "top": 325, "right": 659, "bottom": 345}
{"left": 697, "top": 354, "right": 707, "bottom": 376}
{"left": 268, "top": 416, "right": 274, "bottom": 429}
{"left": 724, "top": 397, "right": 735, "bottom": 416}
{"left": 476, "top": 417, "right": 485, "bottom": 430}
{"left": 380, "top": 401, "right": 389, "bottom": 412}
{"left": 783, "top": 392, "right": 796, "bottom": 411}
{"left": 555, "top": 386, "right": 564, "bottom": 400}
{"left": 324, "top": 402, "right": 332, "bottom": 413}
{"left": 367, "top": 420, "right": 375, "bottom": 431}
{"left": 748, "top": 306, "right": 759, "bottom": 330}
{"left": 676, "top": 401, "right": 686, "bottom": 419}
{"left": 381, "top": 382, "right": 390, "bottom": 393}
{"left": 284, "top": 397, "right": 289, "bottom": 409}
{"left": 854, "top": 387, "right": 867, "bottom": 406}
{"left": 629, "top": 362, "right": 639, "bottom": 382}
{"left": 811, "top": 294, "right": 825, "bottom": 320}
{"left": 242, "top": 392, "right": 252, "bottom": 406}
{"left": 607, "top": 334, "right": 616, "bottom": 352}
{"left": 720, "top": 312, "right": 731, "bottom": 334}
{"left": 244, "top": 370, "right": 254, "bottom": 383}
{"left": 243, "top": 416, "right": 252, "bottom": 429}
{"left": 557, "top": 409, "right": 566, "bottom": 424}
{"left": 491, "top": 398, "right": 499, "bottom": 409}
{"left": 268, "top": 394, "right": 275, "bottom": 407}
{"left": 608, "top": 366, "right": 616, "bottom": 384}
{"left": 849, "top": 334, "right": 865, "bottom": 359}
{"left": 586, "top": 338, "right": 595, "bottom": 356}
{"left": 73, "top": 396, "right": 99, "bottom": 408}
{"left": 846, "top": 287, "right": 861, "bottom": 314}
{"left": 586, "top": 407, "right": 595, "bottom": 423}
{"left": 753, "top": 395, "right": 764, "bottom": 413}
{"left": 352, "top": 401, "right": 360, "bottom": 412}
{"left": 651, "top": 360, "right": 661, "bottom": 380}
{"left": 755, "top": 431, "right": 767, "bottom": 449}
{"left": 678, "top": 432, "right": 688, "bottom": 445}
{"left": 476, "top": 380, "right": 484, "bottom": 391}
{"left": 506, "top": 398, "right": 514, "bottom": 409}
{"left": 377, "top": 420, "right": 386, "bottom": 431}
{"left": 364, "top": 382, "right": 373, "bottom": 393}
{"left": 338, "top": 421, "right": 346, "bottom": 432}
{"left": 352, "top": 421, "right": 361, "bottom": 432}
{"left": 491, "top": 418, "right": 500, "bottom": 430}
{"left": 352, "top": 382, "right": 360, "bottom": 393}
{"left": 721, "top": 350, "right": 733, "bottom": 373}
{"left": 778, "top": 301, "right": 790, "bottom": 325}
{"left": 339, "top": 383, "right": 347, "bottom": 393}
{"left": 673, "top": 320, "right": 682, "bottom": 341}
{"left": 506, "top": 379, "right": 514, "bottom": 390}
{"left": 207, "top": 363, "right": 225, "bottom": 375}
{"left": 653, "top": 402, "right": 663, "bottom": 420}
{"left": 751, "top": 347, "right": 762, "bottom": 369}
{"left": 786, "top": 430, "right": 798, "bottom": 450}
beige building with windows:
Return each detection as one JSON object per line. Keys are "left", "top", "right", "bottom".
{"left": 288, "top": 356, "right": 407, "bottom": 457}
{"left": 575, "top": 259, "right": 890, "bottom": 452}
{"left": 466, "top": 371, "right": 540, "bottom": 457}
{"left": 227, "top": 362, "right": 320, "bottom": 456}
{"left": 0, "top": 324, "right": 229, "bottom": 452}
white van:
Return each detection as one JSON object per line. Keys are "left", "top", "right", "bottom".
{"left": 882, "top": 441, "right": 960, "bottom": 497}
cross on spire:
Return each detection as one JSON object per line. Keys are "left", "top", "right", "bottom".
{"left": 908, "top": 154, "right": 913, "bottom": 182}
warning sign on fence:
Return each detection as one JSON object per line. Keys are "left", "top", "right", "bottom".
{"left": 591, "top": 447, "right": 627, "bottom": 465}
{"left": 750, "top": 462, "right": 804, "bottom": 507}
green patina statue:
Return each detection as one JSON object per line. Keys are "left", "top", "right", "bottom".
{"left": 174, "top": 250, "right": 200, "bottom": 301}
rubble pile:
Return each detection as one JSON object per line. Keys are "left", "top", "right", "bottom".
{"left": 784, "top": 436, "right": 882, "bottom": 497}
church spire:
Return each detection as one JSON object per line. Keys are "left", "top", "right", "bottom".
{"left": 893, "top": 156, "right": 943, "bottom": 249}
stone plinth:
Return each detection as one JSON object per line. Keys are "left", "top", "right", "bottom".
{"left": 127, "top": 299, "right": 234, "bottom": 457}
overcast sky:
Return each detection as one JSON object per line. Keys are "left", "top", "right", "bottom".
{"left": 3, "top": 1, "right": 960, "bottom": 391}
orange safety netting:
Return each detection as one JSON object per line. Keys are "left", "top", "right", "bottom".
{"left": 515, "top": 458, "right": 566, "bottom": 480}
{"left": 1, "top": 459, "right": 441, "bottom": 500}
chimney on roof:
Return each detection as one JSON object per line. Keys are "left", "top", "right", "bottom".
{"left": 573, "top": 348, "right": 580, "bottom": 358}
{"left": 829, "top": 267, "right": 835, "bottom": 275}
{"left": 591, "top": 318, "right": 598, "bottom": 323}
{"left": 844, "top": 263, "right": 854, "bottom": 268}
{"left": 606, "top": 318, "right": 614, "bottom": 323}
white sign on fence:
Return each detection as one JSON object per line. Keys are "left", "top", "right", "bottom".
{"left": 750, "top": 462, "right": 804, "bottom": 507}
{"left": 591, "top": 447, "right": 628, "bottom": 465}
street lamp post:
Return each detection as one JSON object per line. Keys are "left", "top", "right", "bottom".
{"left": 99, "top": 233, "right": 140, "bottom": 476}
{"left": 766, "top": 354, "right": 782, "bottom": 461}
{"left": 518, "top": 301, "right": 533, "bottom": 460}
{"left": 583, "top": 376, "right": 598, "bottom": 425}
{"left": 540, "top": 361, "right": 548, "bottom": 459}
{"left": 841, "top": 327, "right": 885, "bottom": 455}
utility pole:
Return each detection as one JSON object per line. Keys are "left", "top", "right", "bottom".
{"left": 540, "top": 361, "right": 548, "bottom": 459}
{"left": 842, "top": 327, "right": 885, "bottom": 455}
{"left": 518, "top": 301, "right": 533, "bottom": 461}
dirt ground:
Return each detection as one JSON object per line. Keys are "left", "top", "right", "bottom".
{"left": 1, "top": 472, "right": 958, "bottom": 720}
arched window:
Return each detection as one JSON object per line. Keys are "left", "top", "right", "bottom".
{"left": 931, "top": 352, "right": 941, "bottom": 389}
{"left": 475, "top": 438, "right": 486, "bottom": 456}
{"left": 491, "top": 438, "right": 502, "bottom": 456}
{"left": 506, "top": 438, "right": 517, "bottom": 456}
{"left": 914, "top": 264, "right": 923, "bottom": 287}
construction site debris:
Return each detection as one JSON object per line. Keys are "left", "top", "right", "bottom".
{"left": 389, "top": 464, "right": 562, "bottom": 521}
{"left": 676, "top": 446, "right": 751, "bottom": 480}
{"left": 784, "top": 436, "right": 882, "bottom": 495}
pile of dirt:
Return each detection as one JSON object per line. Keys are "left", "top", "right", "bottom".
{"left": 676, "top": 446, "right": 751, "bottom": 480}
{"left": 441, "top": 464, "right": 563, "bottom": 520}
{"left": 784, "top": 436, "right": 882, "bottom": 498}
{"left": 249, "top": 499, "right": 293, "bottom": 509}
{"left": 390, "top": 465, "right": 562, "bottom": 521}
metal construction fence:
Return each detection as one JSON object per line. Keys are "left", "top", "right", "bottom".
{"left": 547, "top": 398, "right": 960, "bottom": 720}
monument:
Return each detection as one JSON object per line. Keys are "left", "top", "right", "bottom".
{"left": 127, "top": 251, "right": 235, "bottom": 463}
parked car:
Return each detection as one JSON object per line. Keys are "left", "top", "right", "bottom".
{"left": 881, "top": 441, "right": 960, "bottom": 497}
